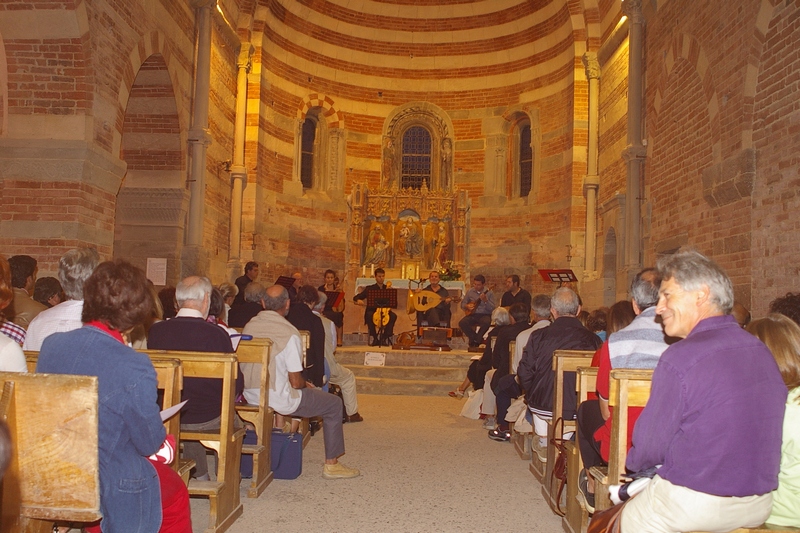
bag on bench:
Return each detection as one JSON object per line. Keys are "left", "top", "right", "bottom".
{"left": 271, "top": 429, "right": 302, "bottom": 479}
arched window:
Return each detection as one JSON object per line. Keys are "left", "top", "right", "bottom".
{"left": 401, "top": 126, "right": 432, "bottom": 189}
{"left": 300, "top": 116, "right": 316, "bottom": 189}
{"left": 519, "top": 124, "right": 532, "bottom": 197}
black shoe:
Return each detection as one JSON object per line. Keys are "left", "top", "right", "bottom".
{"left": 488, "top": 428, "right": 511, "bottom": 442}
{"left": 578, "top": 469, "right": 595, "bottom": 513}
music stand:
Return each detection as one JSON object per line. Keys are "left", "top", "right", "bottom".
{"left": 366, "top": 288, "right": 398, "bottom": 345}
{"left": 324, "top": 291, "right": 345, "bottom": 311}
{"left": 275, "top": 276, "right": 295, "bottom": 290}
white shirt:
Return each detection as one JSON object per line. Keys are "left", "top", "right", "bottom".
{"left": 267, "top": 335, "right": 304, "bottom": 415}
{"left": 512, "top": 319, "right": 550, "bottom": 373}
{"left": 0, "top": 333, "right": 27, "bottom": 372}
{"left": 23, "top": 300, "right": 84, "bottom": 351}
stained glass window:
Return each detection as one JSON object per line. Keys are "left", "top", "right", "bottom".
{"left": 401, "top": 126, "right": 432, "bottom": 189}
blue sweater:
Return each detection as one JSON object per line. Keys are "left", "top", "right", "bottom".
{"left": 38, "top": 326, "right": 165, "bottom": 532}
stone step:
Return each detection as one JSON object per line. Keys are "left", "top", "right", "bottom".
{"left": 335, "top": 347, "right": 476, "bottom": 367}
{"left": 344, "top": 364, "right": 465, "bottom": 381}
{"left": 353, "top": 376, "right": 462, "bottom": 396}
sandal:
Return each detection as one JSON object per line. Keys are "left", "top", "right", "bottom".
{"left": 448, "top": 389, "right": 465, "bottom": 399}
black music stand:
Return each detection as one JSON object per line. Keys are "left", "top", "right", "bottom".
{"left": 274, "top": 276, "right": 295, "bottom": 290}
{"left": 366, "top": 288, "right": 398, "bottom": 345}
{"left": 324, "top": 291, "right": 345, "bottom": 311}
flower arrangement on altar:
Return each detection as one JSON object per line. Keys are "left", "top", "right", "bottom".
{"left": 438, "top": 261, "right": 461, "bottom": 281}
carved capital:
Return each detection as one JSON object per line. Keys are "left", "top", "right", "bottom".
{"left": 584, "top": 174, "right": 600, "bottom": 194}
{"left": 622, "top": 0, "right": 645, "bottom": 24}
{"left": 582, "top": 52, "right": 601, "bottom": 80}
{"left": 188, "top": 128, "right": 213, "bottom": 147}
{"left": 237, "top": 44, "right": 254, "bottom": 72}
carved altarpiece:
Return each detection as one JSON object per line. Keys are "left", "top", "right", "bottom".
{"left": 348, "top": 183, "right": 468, "bottom": 275}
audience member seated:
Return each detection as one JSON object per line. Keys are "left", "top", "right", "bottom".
{"left": 622, "top": 250, "right": 786, "bottom": 533}
{"left": 37, "top": 259, "right": 191, "bottom": 532}
{"left": 242, "top": 285, "right": 360, "bottom": 479}
{"left": 458, "top": 274, "right": 496, "bottom": 349}
{"left": 451, "top": 307, "right": 509, "bottom": 400}
{"left": 517, "top": 288, "right": 602, "bottom": 456}
{"left": 207, "top": 287, "right": 237, "bottom": 335}
{"left": 0, "top": 255, "right": 27, "bottom": 372}
{"left": 576, "top": 270, "right": 666, "bottom": 513}
{"left": 158, "top": 286, "right": 178, "bottom": 319}
{"left": 233, "top": 261, "right": 258, "bottom": 306}
{"left": 747, "top": 313, "right": 800, "bottom": 528}
{"left": 228, "top": 282, "right": 265, "bottom": 328}
{"left": 415, "top": 270, "right": 452, "bottom": 328}
{"left": 148, "top": 276, "right": 244, "bottom": 481}
{"left": 483, "top": 304, "right": 534, "bottom": 440}
{"left": 510, "top": 294, "right": 553, "bottom": 382}
{"left": 770, "top": 292, "right": 800, "bottom": 327}
{"left": 32, "top": 276, "right": 63, "bottom": 308}
{"left": 313, "top": 292, "right": 363, "bottom": 422}
{"left": 353, "top": 268, "right": 397, "bottom": 346}
{"left": 586, "top": 306, "right": 609, "bottom": 342}
{"left": 218, "top": 282, "right": 238, "bottom": 324}
{"left": 24, "top": 247, "right": 100, "bottom": 351}
{"left": 7, "top": 255, "right": 47, "bottom": 329}
{"left": 286, "top": 285, "right": 326, "bottom": 388}
{"left": 500, "top": 274, "right": 531, "bottom": 314}
{"left": 732, "top": 301, "right": 752, "bottom": 328}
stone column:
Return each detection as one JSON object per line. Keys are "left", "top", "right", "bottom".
{"left": 328, "top": 128, "right": 345, "bottom": 195}
{"left": 583, "top": 52, "right": 601, "bottom": 276}
{"left": 623, "top": 0, "right": 646, "bottom": 271}
{"left": 186, "top": 0, "right": 214, "bottom": 250}
{"left": 229, "top": 43, "right": 253, "bottom": 261}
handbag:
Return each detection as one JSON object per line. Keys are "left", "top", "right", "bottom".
{"left": 587, "top": 499, "right": 628, "bottom": 533}
{"left": 547, "top": 417, "right": 569, "bottom": 517}
{"left": 270, "top": 429, "right": 303, "bottom": 479}
{"left": 459, "top": 389, "right": 483, "bottom": 419}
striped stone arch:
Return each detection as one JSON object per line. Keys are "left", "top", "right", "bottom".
{"left": 741, "top": 0, "right": 783, "bottom": 150}
{"left": 297, "top": 94, "right": 344, "bottom": 129}
{"left": 115, "top": 30, "right": 188, "bottom": 156}
{"left": 651, "top": 33, "right": 722, "bottom": 164}
{"left": 570, "top": 0, "right": 603, "bottom": 55}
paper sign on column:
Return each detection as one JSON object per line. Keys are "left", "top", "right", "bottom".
{"left": 146, "top": 258, "right": 168, "bottom": 286}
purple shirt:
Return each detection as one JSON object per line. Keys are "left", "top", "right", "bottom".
{"left": 626, "top": 314, "right": 786, "bottom": 497}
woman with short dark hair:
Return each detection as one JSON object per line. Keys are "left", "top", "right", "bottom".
{"left": 37, "top": 260, "right": 191, "bottom": 532}
{"left": 0, "top": 255, "right": 27, "bottom": 372}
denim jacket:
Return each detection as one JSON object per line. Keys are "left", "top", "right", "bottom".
{"left": 38, "top": 326, "right": 166, "bottom": 532}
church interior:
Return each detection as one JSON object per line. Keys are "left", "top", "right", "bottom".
{"left": 2, "top": 0, "right": 800, "bottom": 531}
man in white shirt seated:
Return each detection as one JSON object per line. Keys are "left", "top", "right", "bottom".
{"left": 242, "top": 284, "right": 360, "bottom": 479}
{"left": 24, "top": 247, "right": 99, "bottom": 351}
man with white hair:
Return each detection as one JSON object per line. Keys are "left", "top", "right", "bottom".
{"left": 24, "top": 247, "right": 99, "bottom": 350}
{"left": 313, "top": 291, "right": 363, "bottom": 423}
{"left": 621, "top": 251, "right": 786, "bottom": 532}
{"left": 242, "top": 285, "right": 360, "bottom": 479}
{"left": 148, "top": 275, "right": 243, "bottom": 481}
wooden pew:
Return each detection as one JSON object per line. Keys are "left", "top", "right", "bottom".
{"left": 143, "top": 350, "right": 244, "bottom": 533}
{"left": 540, "top": 350, "right": 596, "bottom": 510}
{"left": 26, "top": 352, "right": 194, "bottom": 485}
{"left": 563, "top": 366, "right": 598, "bottom": 533}
{"left": 0, "top": 372, "right": 101, "bottom": 533}
{"left": 234, "top": 338, "right": 274, "bottom": 498}
{"left": 590, "top": 368, "right": 652, "bottom": 512}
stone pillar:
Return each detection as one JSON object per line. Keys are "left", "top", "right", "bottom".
{"left": 583, "top": 52, "right": 601, "bottom": 277}
{"left": 229, "top": 43, "right": 253, "bottom": 261}
{"left": 186, "top": 0, "right": 214, "bottom": 253}
{"left": 623, "top": 0, "right": 645, "bottom": 271}
{"left": 328, "top": 128, "right": 345, "bottom": 196}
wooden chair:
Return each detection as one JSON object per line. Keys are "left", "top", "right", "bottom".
{"left": 590, "top": 368, "right": 653, "bottom": 512}
{"left": 563, "top": 366, "right": 598, "bottom": 533}
{"left": 143, "top": 350, "right": 244, "bottom": 533}
{"left": 0, "top": 372, "right": 101, "bottom": 533}
{"left": 234, "top": 338, "right": 274, "bottom": 498}
{"left": 540, "top": 350, "right": 596, "bottom": 509}
{"left": 296, "top": 330, "right": 312, "bottom": 447}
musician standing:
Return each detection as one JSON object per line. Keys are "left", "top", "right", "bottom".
{"left": 353, "top": 268, "right": 397, "bottom": 346}
{"left": 416, "top": 271, "right": 452, "bottom": 327}
{"left": 500, "top": 275, "right": 531, "bottom": 314}
{"left": 459, "top": 274, "right": 496, "bottom": 349}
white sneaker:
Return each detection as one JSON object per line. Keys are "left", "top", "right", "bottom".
{"left": 482, "top": 416, "right": 496, "bottom": 430}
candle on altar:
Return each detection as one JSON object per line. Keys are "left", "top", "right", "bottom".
{"left": 362, "top": 265, "right": 366, "bottom": 276}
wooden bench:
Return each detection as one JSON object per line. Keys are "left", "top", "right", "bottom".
{"left": 26, "top": 352, "right": 195, "bottom": 485}
{"left": 530, "top": 350, "right": 594, "bottom": 490}
{"left": 234, "top": 338, "right": 274, "bottom": 498}
{"left": 143, "top": 350, "right": 244, "bottom": 533}
{"left": 0, "top": 372, "right": 101, "bottom": 533}
{"left": 563, "top": 366, "right": 598, "bottom": 533}
{"left": 590, "top": 368, "right": 652, "bottom": 512}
